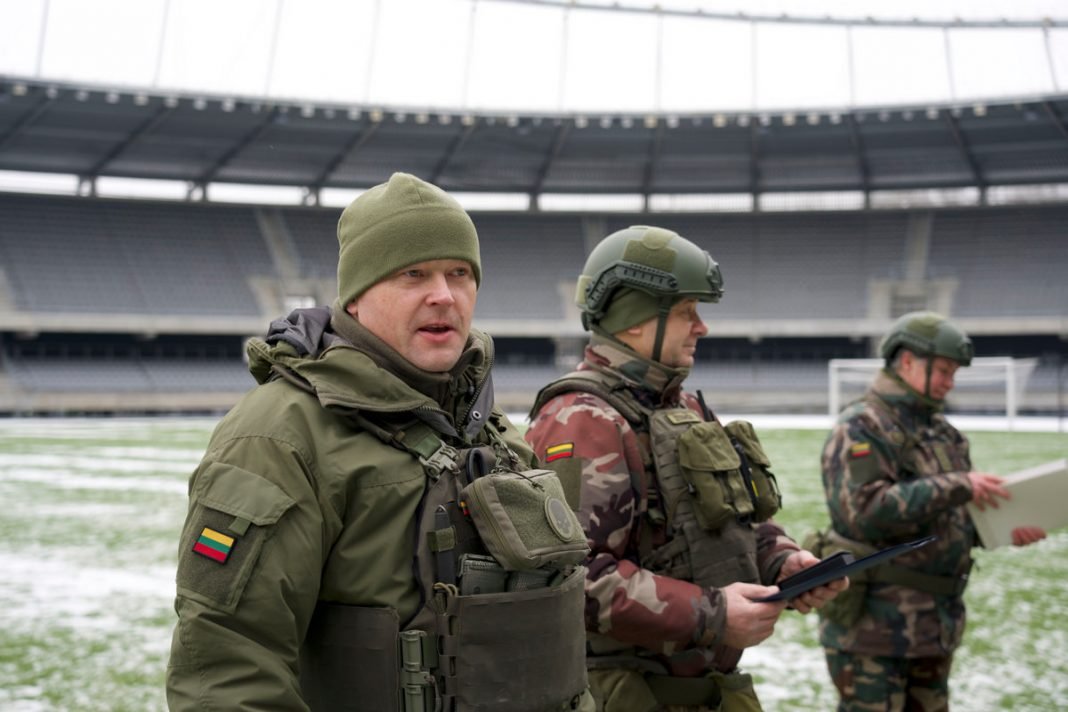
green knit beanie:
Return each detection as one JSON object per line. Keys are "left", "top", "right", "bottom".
{"left": 337, "top": 172, "right": 481, "bottom": 305}
{"left": 597, "top": 287, "right": 665, "bottom": 334}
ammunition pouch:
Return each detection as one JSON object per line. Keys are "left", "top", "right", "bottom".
{"left": 673, "top": 418, "right": 781, "bottom": 532}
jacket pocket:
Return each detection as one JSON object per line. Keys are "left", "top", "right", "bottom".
{"left": 175, "top": 460, "right": 297, "bottom": 614}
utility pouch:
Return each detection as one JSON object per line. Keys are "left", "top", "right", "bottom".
{"left": 723, "top": 421, "right": 782, "bottom": 522}
{"left": 676, "top": 421, "right": 751, "bottom": 531}
{"left": 461, "top": 468, "right": 589, "bottom": 571}
{"left": 439, "top": 566, "right": 588, "bottom": 711}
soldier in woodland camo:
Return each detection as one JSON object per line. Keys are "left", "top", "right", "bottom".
{"left": 527, "top": 226, "right": 846, "bottom": 712}
{"left": 817, "top": 311, "right": 1047, "bottom": 712}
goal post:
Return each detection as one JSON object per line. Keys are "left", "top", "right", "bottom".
{"left": 828, "top": 357, "right": 1039, "bottom": 429}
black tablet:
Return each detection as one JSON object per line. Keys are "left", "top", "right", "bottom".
{"left": 751, "top": 534, "right": 938, "bottom": 603}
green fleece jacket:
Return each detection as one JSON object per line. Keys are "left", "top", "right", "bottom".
{"left": 166, "top": 310, "right": 535, "bottom": 711}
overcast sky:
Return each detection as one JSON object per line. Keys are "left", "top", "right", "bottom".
{"left": 1, "top": 0, "right": 1067, "bottom": 114}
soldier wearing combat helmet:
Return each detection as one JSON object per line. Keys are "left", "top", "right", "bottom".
{"left": 526, "top": 225, "right": 846, "bottom": 712}
{"left": 815, "top": 311, "right": 1047, "bottom": 711}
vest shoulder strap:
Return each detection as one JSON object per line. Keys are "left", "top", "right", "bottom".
{"left": 531, "top": 369, "right": 650, "bottom": 427}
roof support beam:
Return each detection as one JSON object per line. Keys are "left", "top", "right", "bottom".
{"left": 197, "top": 107, "right": 282, "bottom": 186}
{"left": 641, "top": 123, "right": 664, "bottom": 212}
{"left": 748, "top": 123, "right": 761, "bottom": 210}
{"left": 846, "top": 114, "right": 872, "bottom": 208}
{"left": 0, "top": 94, "right": 54, "bottom": 152}
{"left": 430, "top": 123, "right": 477, "bottom": 185}
{"left": 1042, "top": 100, "right": 1068, "bottom": 143}
{"left": 943, "top": 112, "right": 986, "bottom": 203}
{"left": 84, "top": 104, "right": 175, "bottom": 179}
{"left": 307, "top": 121, "right": 381, "bottom": 198}
{"left": 530, "top": 121, "right": 570, "bottom": 210}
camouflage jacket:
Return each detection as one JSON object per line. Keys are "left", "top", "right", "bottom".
{"left": 819, "top": 369, "right": 976, "bottom": 658}
{"left": 526, "top": 337, "right": 799, "bottom": 677}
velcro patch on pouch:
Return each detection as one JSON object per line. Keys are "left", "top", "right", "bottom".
{"left": 545, "top": 442, "right": 574, "bottom": 462}
{"left": 850, "top": 442, "right": 872, "bottom": 458}
{"left": 193, "top": 526, "right": 235, "bottom": 563}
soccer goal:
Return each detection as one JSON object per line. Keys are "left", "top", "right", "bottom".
{"left": 828, "top": 357, "right": 1039, "bottom": 428}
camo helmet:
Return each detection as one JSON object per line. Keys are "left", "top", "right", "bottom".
{"left": 879, "top": 311, "right": 974, "bottom": 366}
{"left": 576, "top": 225, "right": 723, "bottom": 331}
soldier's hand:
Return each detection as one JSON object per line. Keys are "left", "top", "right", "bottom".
{"left": 1011, "top": 526, "right": 1047, "bottom": 546}
{"left": 777, "top": 550, "right": 850, "bottom": 615}
{"left": 968, "top": 471, "right": 1009, "bottom": 511}
{"left": 721, "top": 582, "right": 787, "bottom": 649}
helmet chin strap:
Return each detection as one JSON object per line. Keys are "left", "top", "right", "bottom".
{"left": 924, "top": 356, "right": 935, "bottom": 400}
{"left": 650, "top": 299, "right": 673, "bottom": 364}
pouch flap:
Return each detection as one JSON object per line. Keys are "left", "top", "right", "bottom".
{"left": 723, "top": 420, "right": 771, "bottom": 467}
{"left": 678, "top": 421, "right": 741, "bottom": 472}
{"left": 196, "top": 460, "right": 297, "bottom": 526}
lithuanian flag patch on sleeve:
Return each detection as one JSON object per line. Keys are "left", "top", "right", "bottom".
{"left": 850, "top": 442, "right": 872, "bottom": 458}
{"left": 545, "top": 442, "right": 575, "bottom": 462}
{"left": 193, "top": 526, "right": 235, "bottom": 563}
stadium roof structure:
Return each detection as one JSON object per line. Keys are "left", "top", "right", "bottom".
{"left": 3, "top": 75, "right": 1068, "bottom": 207}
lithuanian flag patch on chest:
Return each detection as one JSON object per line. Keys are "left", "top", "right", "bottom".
{"left": 850, "top": 442, "right": 872, "bottom": 458}
{"left": 545, "top": 442, "right": 575, "bottom": 462}
{"left": 193, "top": 526, "right": 235, "bottom": 563}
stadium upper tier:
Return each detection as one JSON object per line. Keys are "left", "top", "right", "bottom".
{"left": 0, "top": 191, "right": 1064, "bottom": 339}
{"left": 3, "top": 77, "right": 1068, "bottom": 200}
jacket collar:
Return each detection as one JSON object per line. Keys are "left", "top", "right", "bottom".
{"left": 246, "top": 304, "right": 495, "bottom": 442}
{"left": 582, "top": 332, "right": 689, "bottom": 406}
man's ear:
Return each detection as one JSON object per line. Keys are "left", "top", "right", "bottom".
{"left": 623, "top": 323, "right": 644, "bottom": 337}
{"left": 345, "top": 301, "right": 358, "bottom": 318}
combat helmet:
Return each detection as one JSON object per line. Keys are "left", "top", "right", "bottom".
{"left": 879, "top": 311, "right": 974, "bottom": 366}
{"left": 576, "top": 225, "right": 723, "bottom": 362}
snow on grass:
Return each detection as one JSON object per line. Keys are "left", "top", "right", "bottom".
{"left": 1, "top": 417, "right": 1065, "bottom": 711}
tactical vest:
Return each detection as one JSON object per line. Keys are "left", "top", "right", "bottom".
{"left": 532, "top": 370, "right": 783, "bottom": 595}
{"left": 298, "top": 410, "right": 590, "bottom": 712}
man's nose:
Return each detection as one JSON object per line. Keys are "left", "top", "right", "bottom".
{"left": 425, "top": 273, "right": 456, "bottom": 305}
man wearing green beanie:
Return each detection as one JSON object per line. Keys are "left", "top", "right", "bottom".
{"left": 526, "top": 226, "right": 846, "bottom": 712}
{"left": 167, "top": 173, "right": 594, "bottom": 712}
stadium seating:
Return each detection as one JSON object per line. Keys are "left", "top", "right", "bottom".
{"left": 0, "top": 192, "right": 1064, "bottom": 414}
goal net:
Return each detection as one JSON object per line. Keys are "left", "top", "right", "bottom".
{"left": 828, "top": 357, "right": 1039, "bottom": 427}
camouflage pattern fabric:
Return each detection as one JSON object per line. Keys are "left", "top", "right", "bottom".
{"left": 819, "top": 369, "right": 976, "bottom": 696}
{"left": 825, "top": 649, "right": 951, "bottom": 712}
{"left": 527, "top": 338, "right": 799, "bottom": 686}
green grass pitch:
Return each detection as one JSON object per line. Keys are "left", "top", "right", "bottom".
{"left": 0, "top": 418, "right": 1064, "bottom": 711}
